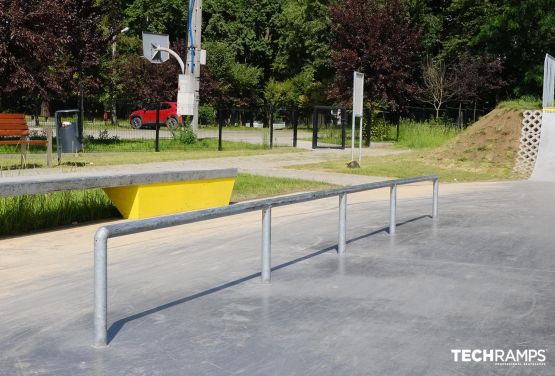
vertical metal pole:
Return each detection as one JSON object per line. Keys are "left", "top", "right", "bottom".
{"left": 432, "top": 179, "right": 439, "bottom": 219}
{"left": 341, "top": 108, "right": 346, "bottom": 149}
{"left": 351, "top": 113, "right": 356, "bottom": 160}
{"left": 389, "top": 184, "right": 397, "bottom": 235}
{"left": 269, "top": 105, "right": 274, "bottom": 149}
{"left": 261, "top": 206, "right": 272, "bottom": 283}
{"left": 186, "top": 0, "right": 203, "bottom": 133}
{"left": 155, "top": 102, "right": 160, "bottom": 152}
{"left": 218, "top": 107, "right": 223, "bottom": 151}
{"left": 312, "top": 108, "right": 318, "bottom": 149}
{"left": 396, "top": 113, "right": 400, "bottom": 141}
{"left": 94, "top": 228, "right": 109, "bottom": 347}
{"left": 358, "top": 116, "right": 363, "bottom": 163}
{"left": 292, "top": 108, "right": 298, "bottom": 148}
{"left": 338, "top": 193, "right": 347, "bottom": 255}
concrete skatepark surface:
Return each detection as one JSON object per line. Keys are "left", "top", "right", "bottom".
{"left": 1, "top": 181, "right": 554, "bottom": 375}
{"left": 532, "top": 111, "right": 555, "bottom": 181}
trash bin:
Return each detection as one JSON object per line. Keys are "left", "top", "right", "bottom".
{"left": 55, "top": 109, "right": 82, "bottom": 163}
{"left": 57, "top": 121, "right": 81, "bottom": 153}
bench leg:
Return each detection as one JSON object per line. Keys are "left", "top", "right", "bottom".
{"left": 20, "top": 141, "right": 28, "bottom": 168}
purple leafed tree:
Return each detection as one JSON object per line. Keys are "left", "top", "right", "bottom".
{"left": 0, "top": 0, "right": 69, "bottom": 109}
{"left": 329, "top": 0, "right": 422, "bottom": 110}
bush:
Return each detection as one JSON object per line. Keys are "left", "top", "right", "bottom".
{"left": 199, "top": 105, "right": 216, "bottom": 127}
{"left": 369, "top": 119, "right": 391, "bottom": 142}
{"left": 172, "top": 126, "right": 197, "bottom": 144}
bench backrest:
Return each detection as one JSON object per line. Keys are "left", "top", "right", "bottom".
{"left": 0, "top": 114, "right": 29, "bottom": 136}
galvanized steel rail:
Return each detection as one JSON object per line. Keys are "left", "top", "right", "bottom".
{"left": 93, "top": 175, "right": 439, "bottom": 347}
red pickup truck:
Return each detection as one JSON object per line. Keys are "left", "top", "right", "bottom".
{"left": 129, "top": 102, "right": 181, "bottom": 129}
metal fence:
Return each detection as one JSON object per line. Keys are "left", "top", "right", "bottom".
{"left": 93, "top": 175, "right": 439, "bottom": 347}
{"left": 0, "top": 101, "right": 491, "bottom": 158}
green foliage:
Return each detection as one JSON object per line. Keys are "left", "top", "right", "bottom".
{"left": 198, "top": 105, "right": 216, "bottom": 126}
{"left": 272, "top": 0, "right": 332, "bottom": 79}
{"left": 204, "top": 41, "right": 262, "bottom": 104}
{"left": 370, "top": 119, "right": 391, "bottom": 142}
{"left": 264, "top": 68, "right": 318, "bottom": 107}
{"left": 394, "top": 120, "right": 461, "bottom": 149}
{"left": 172, "top": 126, "right": 197, "bottom": 145}
{"left": 0, "top": 190, "right": 118, "bottom": 236}
{"left": 496, "top": 96, "right": 542, "bottom": 110}
{"left": 231, "top": 173, "right": 336, "bottom": 202}
{"left": 203, "top": 0, "right": 331, "bottom": 104}
{"left": 125, "top": 0, "right": 187, "bottom": 39}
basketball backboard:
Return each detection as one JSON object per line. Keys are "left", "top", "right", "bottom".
{"left": 142, "top": 32, "right": 170, "bottom": 64}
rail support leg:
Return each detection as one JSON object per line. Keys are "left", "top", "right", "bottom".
{"left": 261, "top": 206, "right": 272, "bottom": 283}
{"left": 432, "top": 179, "right": 439, "bottom": 219}
{"left": 94, "top": 228, "right": 109, "bottom": 347}
{"left": 338, "top": 193, "right": 347, "bottom": 255}
{"left": 389, "top": 185, "right": 397, "bottom": 235}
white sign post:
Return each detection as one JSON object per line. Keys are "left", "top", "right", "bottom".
{"left": 352, "top": 72, "right": 365, "bottom": 163}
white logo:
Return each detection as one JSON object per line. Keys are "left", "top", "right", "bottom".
{"left": 451, "top": 349, "right": 546, "bottom": 366}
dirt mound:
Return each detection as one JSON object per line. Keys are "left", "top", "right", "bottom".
{"left": 432, "top": 108, "right": 522, "bottom": 170}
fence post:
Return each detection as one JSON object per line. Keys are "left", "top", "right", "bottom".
{"left": 269, "top": 105, "right": 274, "bottom": 149}
{"left": 312, "top": 108, "right": 318, "bottom": 149}
{"left": 155, "top": 102, "right": 160, "bottom": 152}
{"left": 389, "top": 184, "right": 397, "bottom": 235}
{"left": 338, "top": 193, "right": 347, "bottom": 255}
{"left": 261, "top": 206, "right": 272, "bottom": 283}
{"left": 432, "top": 179, "right": 439, "bottom": 219}
{"left": 341, "top": 108, "right": 347, "bottom": 149}
{"left": 218, "top": 107, "right": 223, "bottom": 152}
{"left": 94, "top": 228, "right": 109, "bottom": 347}
{"left": 395, "top": 112, "right": 400, "bottom": 142}
{"left": 292, "top": 108, "right": 298, "bottom": 148}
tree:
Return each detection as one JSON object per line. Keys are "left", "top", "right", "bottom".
{"left": 432, "top": 0, "right": 554, "bottom": 97}
{"left": 125, "top": 0, "right": 187, "bottom": 40}
{"left": 118, "top": 40, "right": 186, "bottom": 104}
{"left": 0, "top": 0, "right": 69, "bottom": 113}
{"left": 417, "top": 57, "right": 460, "bottom": 119}
{"left": 272, "top": 0, "right": 332, "bottom": 81}
{"left": 202, "top": 41, "right": 261, "bottom": 107}
{"left": 329, "top": 0, "right": 422, "bottom": 110}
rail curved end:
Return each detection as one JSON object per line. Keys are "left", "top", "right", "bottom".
{"left": 94, "top": 226, "right": 111, "bottom": 244}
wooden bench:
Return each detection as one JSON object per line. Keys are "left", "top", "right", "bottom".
{"left": 0, "top": 113, "right": 52, "bottom": 167}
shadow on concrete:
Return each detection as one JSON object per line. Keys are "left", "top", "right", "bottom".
{"left": 107, "top": 215, "right": 431, "bottom": 344}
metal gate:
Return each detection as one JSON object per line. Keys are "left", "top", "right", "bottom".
{"left": 312, "top": 106, "right": 347, "bottom": 149}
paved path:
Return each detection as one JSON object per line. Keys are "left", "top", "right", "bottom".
{"left": 0, "top": 144, "right": 406, "bottom": 186}
{"left": 1, "top": 181, "right": 553, "bottom": 375}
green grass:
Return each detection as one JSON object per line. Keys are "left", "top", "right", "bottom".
{"left": 292, "top": 152, "right": 513, "bottom": 183}
{"left": 300, "top": 120, "right": 460, "bottom": 149}
{"left": 0, "top": 143, "right": 299, "bottom": 171}
{"left": 231, "top": 173, "right": 335, "bottom": 202}
{"left": 0, "top": 189, "right": 119, "bottom": 236}
{"left": 0, "top": 137, "right": 269, "bottom": 154}
{"left": 0, "top": 173, "right": 336, "bottom": 236}
{"left": 497, "top": 96, "right": 541, "bottom": 110}
{"left": 394, "top": 120, "right": 461, "bottom": 149}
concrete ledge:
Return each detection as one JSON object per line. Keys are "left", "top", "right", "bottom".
{"left": 0, "top": 168, "right": 238, "bottom": 197}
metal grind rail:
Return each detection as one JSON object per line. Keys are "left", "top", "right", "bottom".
{"left": 93, "top": 175, "right": 439, "bottom": 347}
